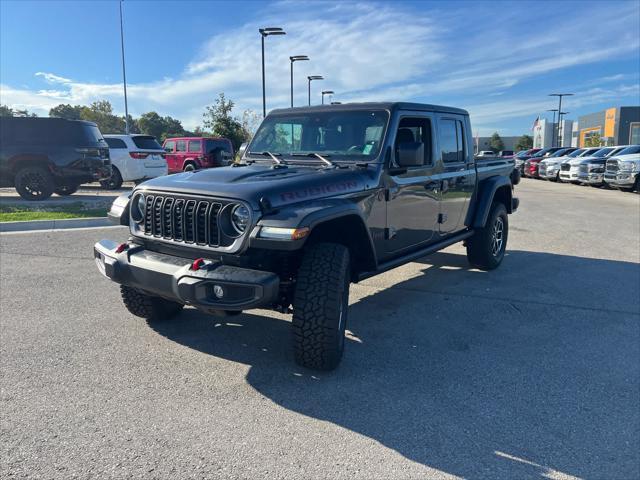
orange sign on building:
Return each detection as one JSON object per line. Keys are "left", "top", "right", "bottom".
{"left": 604, "top": 107, "right": 617, "bottom": 138}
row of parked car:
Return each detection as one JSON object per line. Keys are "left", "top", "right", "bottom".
{"left": 0, "top": 117, "right": 234, "bottom": 200}
{"left": 513, "top": 145, "right": 640, "bottom": 192}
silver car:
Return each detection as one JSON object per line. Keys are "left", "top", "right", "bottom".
{"left": 539, "top": 148, "right": 586, "bottom": 181}
{"left": 604, "top": 145, "right": 640, "bottom": 191}
{"left": 559, "top": 146, "right": 627, "bottom": 183}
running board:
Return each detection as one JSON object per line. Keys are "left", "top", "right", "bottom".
{"left": 356, "top": 230, "right": 474, "bottom": 282}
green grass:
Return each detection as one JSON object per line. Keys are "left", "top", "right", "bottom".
{"left": 0, "top": 202, "right": 108, "bottom": 222}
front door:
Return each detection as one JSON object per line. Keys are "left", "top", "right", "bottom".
{"left": 383, "top": 113, "right": 440, "bottom": 258}
{"left": 436, "top": 115, "right": 475, "bottom": 234}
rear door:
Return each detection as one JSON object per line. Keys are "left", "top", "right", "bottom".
{"left": 383, "top": 111, "right": 440, "bottom": 258}
{"left": 163, "top": 140, "right": 177, "bottom": 172}
{"left": 175, "top": 139, "right": 188, "bottom": 171}
{"left": 436, "top": 115, "right": 475, "bottom": 235}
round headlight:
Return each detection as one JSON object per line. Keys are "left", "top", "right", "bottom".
{"left": 230, "top": 204, "right": 250, "bottom": 234}
{"left": 131, "top": 193, "right": 145, "bottom": 223}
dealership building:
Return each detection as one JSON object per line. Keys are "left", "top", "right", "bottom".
{"left": 574, "top": 106, "right": 640, "bottom": 147}
{"left": 532, "top": 118, "right": 573, "bottom": 149}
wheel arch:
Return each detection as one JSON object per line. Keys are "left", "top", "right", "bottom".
{"left": 469, "top": 176, "right": 513, "bottom": 228}
{"left": 9, "top": 154, "right": 52, "bottom": 177}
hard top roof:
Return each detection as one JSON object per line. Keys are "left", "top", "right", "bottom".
{"left": 269, "top": 101, "right": 469, "bottom": 116}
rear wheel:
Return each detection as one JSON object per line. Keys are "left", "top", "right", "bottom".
{"left": 466, "top": 202, "right": 508, "bottom": 271}
{"left": 183, "top": 163, "right": 196, "bottom": 172}
{"left": 292, "top": 243, "right": 350, "bottom": 371}
{"left": 14, "top": 166, "right": 54, "bottom": 201}
{"left": 120, "top": 286, "right": 184, "bottom": 321}
{"left": 100, "top": 167, "right": 123, "bottom": 190}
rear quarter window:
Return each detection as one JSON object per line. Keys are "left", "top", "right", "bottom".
{"left": 105, "top": 138, "right": 127, "bottom": 149}
{"left": 188, "top": 140, "right": 201, "bottom": 153}
{"left": 132, "top": 136, "right": 162, "bottom": 150}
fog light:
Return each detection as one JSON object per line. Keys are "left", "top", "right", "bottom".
{"left": 213, "top": 285, "right": 224, "bottom": 298}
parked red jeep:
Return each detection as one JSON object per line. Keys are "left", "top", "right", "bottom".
{"left": 162, "top": 137, "right": 234, "bottom": 173}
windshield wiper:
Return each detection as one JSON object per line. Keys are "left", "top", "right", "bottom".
{"left": 290, "top": 152, "right": 337, "bottom": 167}
{"left": 248, "top": 151, "right": 285, "bottom": 165}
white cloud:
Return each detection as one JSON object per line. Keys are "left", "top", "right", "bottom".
{"left": 1, "top": 1, "right": 639, "bottom": 131}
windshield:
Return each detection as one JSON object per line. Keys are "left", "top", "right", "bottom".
{"left": 550, "top": 148, "right": 571, "bottom": 157}
{"left": 248, "top": 110, "right": 389, "bottom": 161}
{"left": 567, "top": 149, "right": 585, "bottom": 157}
{"left": 616, "top": 145, "right": 640, "bottom": 155}
{"left": 592, "top": 147, "right": 614, "bottom": 157}
{"left": 531, "top": 148, "right": 550, "bottom": 157}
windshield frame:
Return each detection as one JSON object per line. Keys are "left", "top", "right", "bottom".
{"left": 245, "top": 109, "right": 391, "bottom": 164}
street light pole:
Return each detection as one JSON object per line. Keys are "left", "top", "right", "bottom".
{"left": 119, "top": 0, "right": 129, "bottom": 134}
{"left": 289, "top": 55, "right": 309, "bottom": 108}
{"left": 547, "top": 109, "right": 558, "bottom": 148}
{"left": 558, "top": 111, "right": 569, "bottom": 147}
{"left": 549, "top": 93, "right": 573, "bottom": 149}
{"left": 259, "top": 27, "right": 286, "bottom": 117}
{"left": 321, "top": 90, "right": 334, "bottom": 105}
{"left": 307, "top": 75, "right": 323, "bottom": 106}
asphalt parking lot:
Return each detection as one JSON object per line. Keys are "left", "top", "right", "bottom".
{"left": 1, "top": 179, "right": 639, "bottom": 479}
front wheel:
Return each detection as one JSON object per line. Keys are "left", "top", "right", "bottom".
{"left": 466, "top": 202, "right": 508, "bottom": 271}
{"left": 120, "top": 286, "right": 184, "bottom": 321}
{"left": 292, "top": 243, "right": 350, "bottom": 371}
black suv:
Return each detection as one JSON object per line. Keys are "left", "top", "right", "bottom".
{"left": 95, "top": 102, "right": 519, "bottom": 370}
{"left": 0, "top": 117, "right": 111, "bottom": 200}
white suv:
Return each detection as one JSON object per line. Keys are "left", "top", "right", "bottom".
{"left": 101, "top": 134, "right": 168, "bottom": 189}
{"left": 559, "top": 146, "right": 627, "bottom": 183}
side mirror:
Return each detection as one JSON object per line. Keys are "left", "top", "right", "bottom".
{"left": 397, "top": 142, "right": 424, "bottom": 167}
{"left": 238, "top": 142, "right": 248, "bottom": 159}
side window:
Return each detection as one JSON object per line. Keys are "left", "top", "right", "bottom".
{"left": 439, "top": 118, "right": 465, "bottom": 163}
{"left": 176, "top": 140, "right": 187, "bottom": 152}
{"left": 164, "top": 140, "right": 175, "bottom": 152}
{"left": 188, "top": 140, "right": 201, "bottom": 153}
{"left": 105, "top": 138, "right": 127, "bottom": 149}
{"left": 395, "top": 117, "right": 432, "bottom": 165}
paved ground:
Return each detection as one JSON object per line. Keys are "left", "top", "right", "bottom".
{"left": 1, "top": 179, "right": 639, "bottom": 479}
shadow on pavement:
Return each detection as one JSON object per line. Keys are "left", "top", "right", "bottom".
{"left": 146, "top": 250, "right": 640, "bottom": 479}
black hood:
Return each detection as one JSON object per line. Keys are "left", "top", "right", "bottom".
{"left": 136, "top": 163, "right": 377, "bottom": 209}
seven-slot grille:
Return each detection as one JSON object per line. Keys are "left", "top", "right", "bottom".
{"left": 143, "top": 194, "right": 222, "bottom": 246}
{"left": 606, "top": 159, "right": 619, "bottom": 173}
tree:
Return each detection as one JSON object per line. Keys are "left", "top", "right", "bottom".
{"left": 0, "top": 105, "right": 14, "bottom": 117}
{"left": 202, "top": 93, "right": 249, "bottom": 150}
{"left": 584, "top": 133, "right": 603, "bottom": 147}
{"left": 138, "top": 111, "right": 185, "bottom": 141}
{"left": 49, "top": 104, "right": 82, "bottom": 120}
{"left": 79, "top": 100, "right": 125, "bottom": 133}
{"left": 241, "top": 109, "right": 262, "bottom": 140}
{"left": 515, "top": 134, "right": 533, "bottom": 151}
{"left": 489, "top": 132, "right": 505, "bottom": 153}
{"left": 13, "top": 109, "right": 38, "bottom": 117}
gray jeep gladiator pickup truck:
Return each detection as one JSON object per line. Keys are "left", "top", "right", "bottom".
{"left": 95, "top": 102, "right": 519, "bottom": 370}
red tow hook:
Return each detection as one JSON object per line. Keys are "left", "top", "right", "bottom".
{"left": 191, "top": 258, "right": 206, "bottom": 271}
{"left": 115, "top": 243, "right": 129, "bottom": 254}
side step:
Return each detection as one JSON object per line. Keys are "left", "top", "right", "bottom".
{"left": 356, "top": 229, "right": 474, "bottom": 282}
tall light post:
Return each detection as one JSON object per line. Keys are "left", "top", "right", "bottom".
{"left": 547, "top": 109, "right": 558, "bottom": 147}
{"left": 549, "top": 93, "right": 573, "bottom": 149}
{"left": 558, "top": 111, "right": 569, "bottom": 147}
{"left": 259, "top": 27, "right": 286, "bottom": 117}
{"left": 307, "top": 75, "right": 323, "bottom": 106}
{"left": 119, "top": 0, "right": 129, "bottom": 134}
{"left": 321, "top": 90, "right": 334, "bottom": 105}
{"left": 289, "top": 56, "right": 309, "bottom": 108}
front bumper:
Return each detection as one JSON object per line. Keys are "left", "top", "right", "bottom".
{"left": 604, "top": 172, "right": 637, "bottom": 188}
{"left": 559, "top": 170, "right": 580, "bottom": 182}
{"left": 94, "top": 239, "right": 279, "bottom": 312}
{"left": 577, "top": 172, "right": 604, "bottom": 184}
{"left": 539, "top": 166, "right": 559, "bottom": 179}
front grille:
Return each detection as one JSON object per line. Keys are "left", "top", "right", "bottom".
{"left": 578, "top": 164, "right": 588, "bottom": 173}
{"left": 142, "top": 194, "right": 223, "bottom": 247}
{"left": 560, "top": 163, "right": 571, "bottom": 171}
{"left": 606, "top": 159, "right": 619, "bottom": 173}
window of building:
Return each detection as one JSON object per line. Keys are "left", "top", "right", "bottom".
{"left": 630, "top": 123, "right": 640, "bottom": 145}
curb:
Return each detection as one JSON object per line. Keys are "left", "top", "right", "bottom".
{"left": 0, "top": 217, "right": 112, "bottom": 233}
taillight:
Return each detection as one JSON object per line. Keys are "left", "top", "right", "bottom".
{"left": 130, "top": 152, "right": 149, "bottom": 159}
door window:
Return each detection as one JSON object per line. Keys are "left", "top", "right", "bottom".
{"left": 188, "top": 140, "right": 201, "bottom": 153}
{"left": 394, "top": 117, "right": 432, "bottom": 165}
{"left": 176, "top": 140, "right": 187, "bottom": 152}
{"left": 439, "top": 119, "right": 465, "bottom": 163}
{"left": 164, "top": 140, "right": 175, "bottom": 152}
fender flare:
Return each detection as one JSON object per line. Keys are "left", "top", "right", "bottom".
{"left": 470, "top": 176, "right": 513, "bottom": 228}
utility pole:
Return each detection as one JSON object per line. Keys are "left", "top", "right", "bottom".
{"left": 119, "top": 0, "right": 129, "bottom": 134}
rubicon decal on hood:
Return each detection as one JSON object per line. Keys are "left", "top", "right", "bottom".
{"left": 279, "top": 180, "right": 359, "bottom": 203}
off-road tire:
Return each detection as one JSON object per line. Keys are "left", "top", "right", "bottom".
{"left": 120, "top": 285, "right": 184, "bottom": 321}
{"left": 54, "top": 182, "right": 80, "bottom": 196}
{"left": 183, "top": 163, "right": 196, "bottom": 172}
{"left": 14, "top": 166, "right": 54, "bottom": 201}
{"left": 100, "top": 167, "right": 123, "bottom": 190}
{"left": 466, "top": 202, "right": 508, "bottom": 271}
{"left": 292, "top": 243, "right": 350, "bottom": 371}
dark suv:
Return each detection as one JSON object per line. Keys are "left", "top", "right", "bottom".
{"left": 0, "top": 117, "right": 111, "bottom": 200}
{"left": 95, "top": 102, "right": 519, "bottom": 370}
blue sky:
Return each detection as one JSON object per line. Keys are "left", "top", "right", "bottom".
{"left": 1, "top": 0, "right": 639, "bottom": 135}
